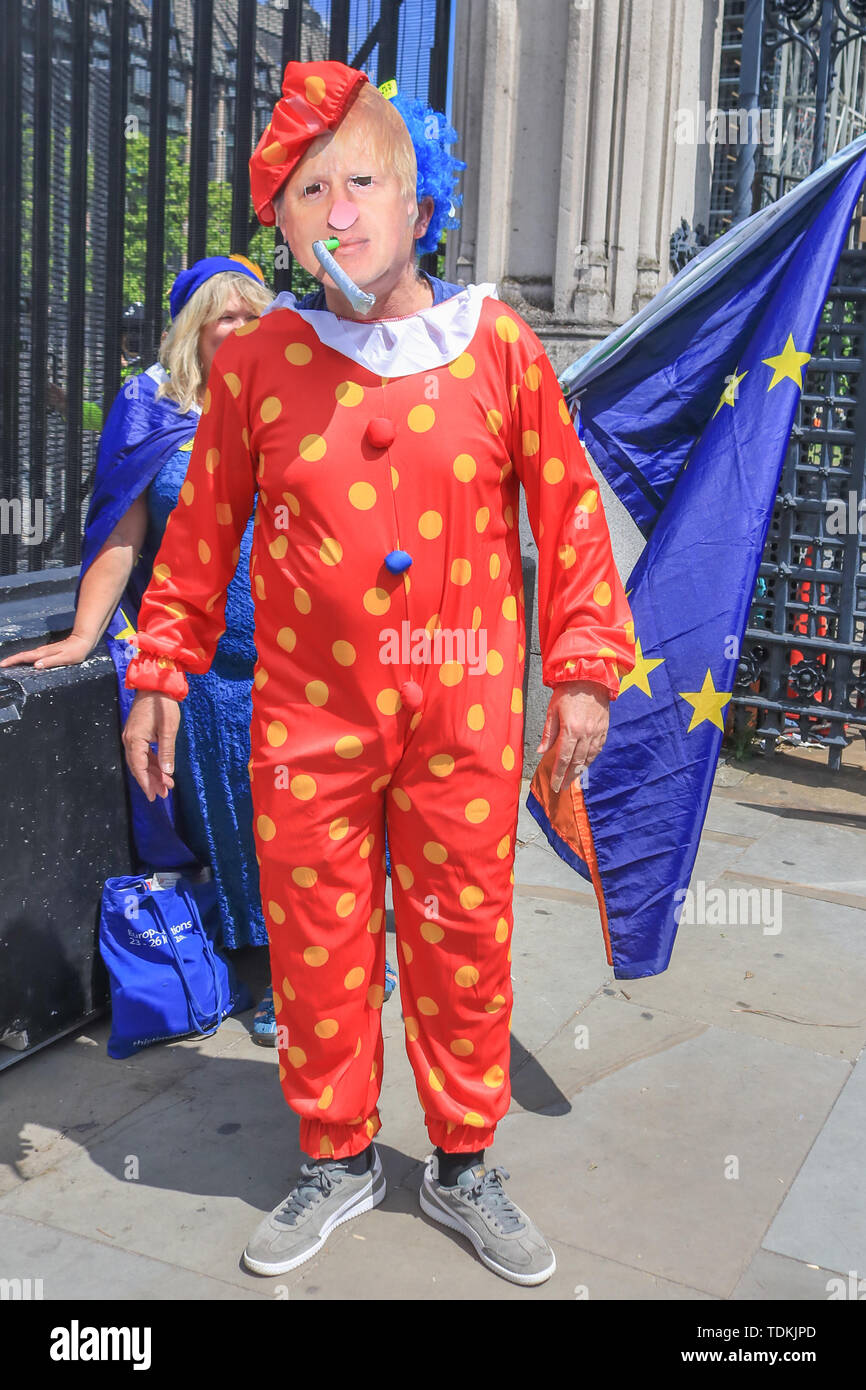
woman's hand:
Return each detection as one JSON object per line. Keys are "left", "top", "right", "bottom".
{"left": 0, "top": 633, "right": 94, "bottom": 669}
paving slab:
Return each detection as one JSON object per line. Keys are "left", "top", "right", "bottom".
{"left": 734, "top": 819, "right": 866, "bottom": 896}
{"left": 731, "top": 1248, "right": 853, "bottom": 1301}
{"left": 259, "top": 1179, "right": 712, "bottom": 1300}
{"left": 491, "top": 1017, "right": 847, "bottom": 1298}
{"left": 605, "top": 891, "right": 866, "bottom": 1061}
{"left": 0, "top": 1212, "right": 267, "bottom": 1301}
{"left": 762, "top": 1049, "right": 866, "bottom": 1276}
{"left": 0, "top": 1003, "right": 271, "bottom": 1198}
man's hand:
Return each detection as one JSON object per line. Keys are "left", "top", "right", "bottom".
{"left": 122, "top": 690, "right": 181, "bottom": 802}
{"left": 537, "top": 680, "right": 611, "bottom": 793}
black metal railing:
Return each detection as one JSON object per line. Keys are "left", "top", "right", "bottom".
{"left": 732, "top": 244, "right": 866, "bottom": 769}
{"left": 0, "top": 0, "right": 453, "bottom": 578}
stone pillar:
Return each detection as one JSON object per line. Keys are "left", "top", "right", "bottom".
{"left": 445, "top": 0, "right": 724, "bottom": 760}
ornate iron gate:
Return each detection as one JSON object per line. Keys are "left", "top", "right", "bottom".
{"left": 733, "top": 241, "right": 866, "bottom": 769}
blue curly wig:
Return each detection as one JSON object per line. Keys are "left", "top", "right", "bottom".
{"left": 391, "top": 95, "right": 466, "bottom": 256}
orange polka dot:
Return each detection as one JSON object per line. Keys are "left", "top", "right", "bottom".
{"left": 420, "top": 921, "right": 444, "bottom": 944}
{"left": 418, "top": 510, "right": 443, "bottom": 539}
{"left": 285, "top": 342, "right": 313, "bottom": 365}
{"left": 305, "top": 74, "right": 326, "bottom": 105}
{"left": 455, "top": 964, "right": 480, "bottom": 986}
{"left": 344, "top": 966, "right": 365, "bottom": 990}
{"left": 450, "top": 1038, "right": 474, "bottom": 1056}
{"left": 408, "top": 404, "right": 435, "bottom": 432}
{"left": 543, "top": 457, "right": 565, "bottom": 484}
{"left": 453, "top": 453, "right": 476, "bottom": 482}
{"left": 448, "top": 352, "right": 475, "bottom": 378}
{"left": 304, "top": 946, "right": 329, "bottom": 967}
{"left": 299, "top": 433, "right": 326, "bottom": 461}
{"left": 349, "top": 481, "right": 377, "bottom": 510}
{"left": 319, "top": 537, "right": 342, "bottom": 566}
{"left": 594, "top": 581, "right": 612, "bottom": 606}
{"left": 363, "top": 587, "right": 391, "bottom": 615}
{"left": 335, "top": 381, "right": 364, "bottom": 407}
{"left": 486, "top": 409, "right": 503, "bottom": 434}
{"left": 332, "top": 639, "right": 356, "bottom": 665}
{"left": 260, "top": 395, "right": 281, "bottom": 423}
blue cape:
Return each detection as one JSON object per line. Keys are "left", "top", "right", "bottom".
{"left": 78, "top": 367, "right": 201, "bottom": 871}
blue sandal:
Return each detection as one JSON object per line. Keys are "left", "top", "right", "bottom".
{"left": 251, "top": 984, "right": 277, "bottom": 1047}
{"left": 384, "top": 959, "right": 397, "bottom": 1002}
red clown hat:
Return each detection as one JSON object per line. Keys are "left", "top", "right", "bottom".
{"left": 249, "top": 61, "right": 370, "bottom": 227}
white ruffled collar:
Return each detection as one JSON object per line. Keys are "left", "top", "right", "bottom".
{"left": 261, "top": 281, "right": 498, "bottom": 378}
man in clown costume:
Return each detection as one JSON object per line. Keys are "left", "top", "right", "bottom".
{"left": 123, "top": 61, "right": 635, "bottom": 1287}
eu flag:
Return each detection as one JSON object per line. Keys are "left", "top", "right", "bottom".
{"left": 527, "top": 135, "right": 866, "bottom": 979}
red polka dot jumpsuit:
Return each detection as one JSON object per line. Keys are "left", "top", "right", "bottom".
{"left": 125, "top": 291, "right": 636, "bottom": 1160}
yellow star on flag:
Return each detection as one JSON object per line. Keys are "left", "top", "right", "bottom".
{"left": 114, "top": 607, "right": 136, "bottom": 642}
{"left": 679, "top": 669, "right": 732, "bottom": 732}
{"left": 712, "top": 366, "right": 748, "bottom": 418}
{"left": 618, "top": 636, "right": 665, "bottom": 698}
{"left": 762, "top": 334, "right": 811, "bottom": 391}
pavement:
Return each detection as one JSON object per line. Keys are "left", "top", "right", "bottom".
{"left": 2, "top": 739, "right": 866, "bottom": 1302}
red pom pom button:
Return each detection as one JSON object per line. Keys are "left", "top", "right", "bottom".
{"left": 399, "top": 680, "right": 424, "bottom": 710}
{"left": 365, "top": 417, "right": 396, "bottom": 448}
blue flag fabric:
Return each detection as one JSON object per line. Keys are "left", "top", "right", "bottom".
{"left": 78, "top": 366, "right": 201, "bottom": 870}
{"left": 527, "top": 134, "right": 866, "bottom": 979}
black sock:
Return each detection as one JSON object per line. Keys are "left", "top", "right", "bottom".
{"left": 435, "top": 1146, "right": 484, "bottom": 1186}
{"left": 318, "top": 1144, "right": 373, "bottom": 1175}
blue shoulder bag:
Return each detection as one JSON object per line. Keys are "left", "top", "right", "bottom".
{"left": 98, "top": 870, "right": 252, "bottom": 1059}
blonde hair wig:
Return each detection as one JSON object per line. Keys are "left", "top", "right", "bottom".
{"left": 157, "top": 269, "right": 274, "bottom": 414}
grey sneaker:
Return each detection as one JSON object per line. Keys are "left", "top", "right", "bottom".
{"left": 243, "top": 1146, "right": 385, "bottom": 1276}
{"left": 419, "top": 1153, "right": 556, "bottom": 1286}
